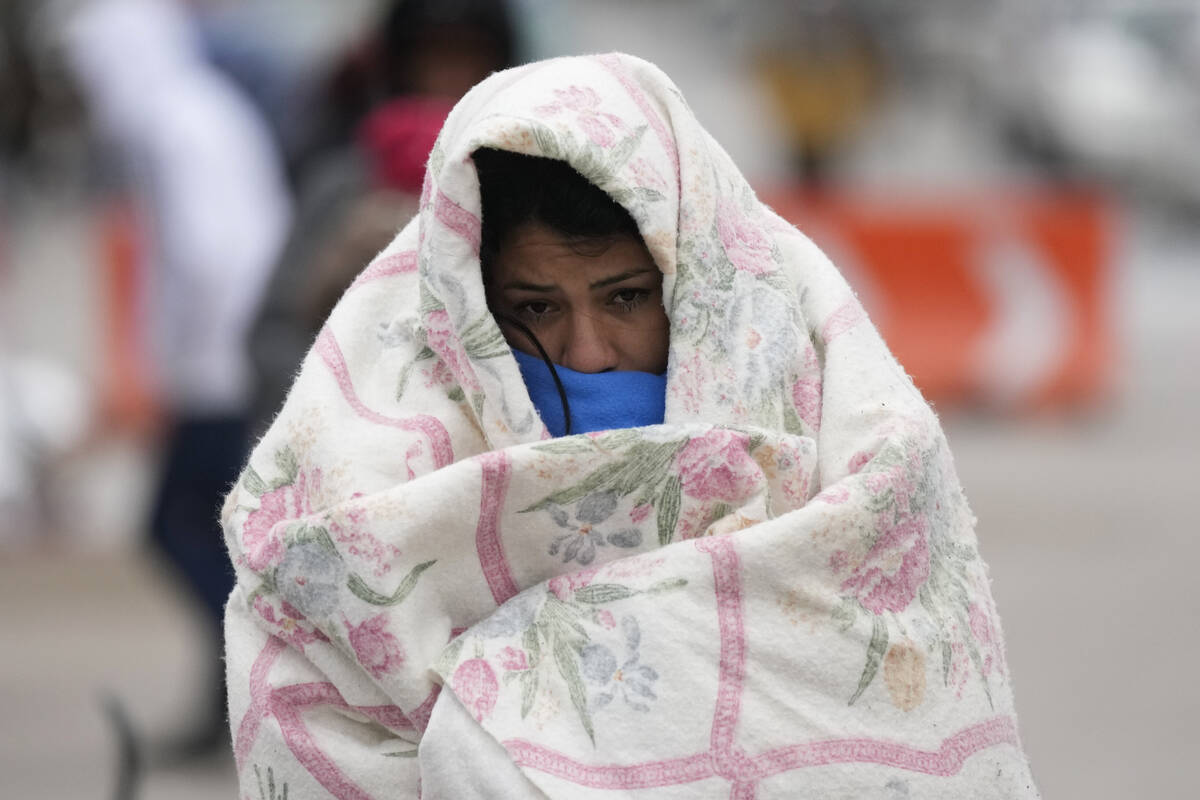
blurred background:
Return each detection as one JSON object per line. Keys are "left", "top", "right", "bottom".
{"left": 1, "top": 0, "right": 1196, "bottom": 797}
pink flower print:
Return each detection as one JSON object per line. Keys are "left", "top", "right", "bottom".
{"left": 498, "top": 646, "right": 529, "bottom": 672}
{"left": 347, "top": 613, "right": 406, "bottom": 680}
{"left": 847, "top": 450, "right": 873, "bottom": 475}
{"left": 536, "top": 86, "right": 624, "bottom": 148}
{"left": 424, "top": 308, "right": 480, "bottom": 393}
{"left": 837, "top": 512, "right": 931, "bottom": 615}
{"left": 243, "top": 469, "right": 320, "bottom": 571}
{"left": 253, "top": 595, "right": 328, "bottom": 649}
{"left": 549, "top": 565, "right": 600, "bottom": 601}
{"left": 628, "top": 157, "right": 668, "bottom": 194}
{"left": 815, "top": 485, "right": 850, "bottom": 505}
{"left": 580, "top": 115, "right": 616, "bottom": 148}
{"left": 452, "top": 658, "right": 499, "bottom": 721}
{"left": 595, "top": 609, "right": 617, "bottom": 630}
{"left": 554, "top": 86, "right": 603, "bottom": 113}
{"left": 791, "top": 345, "right": 822, "bottom": 432}
{"left": 630, "top": 503, "right": 653, "bottom": 524}
{"left": 969, "top": 600, "right": 1005, "bottom": 678}
{"left": 792, "top": 376, "right": 822, "bottom": 432}
{"left": 423, "top": 360, "right": 454, "bottom": 389}
{"left": 774, "top": 440, "right": 812, "bottom": 508}
{"left": 948, "top": 637, "right": 971, "bottom": 698}
{"left": 716, "top": 197, "right": 775, "bottom": 276}
{"left": 674, "top": 429, "right": 762, "bottom": 503}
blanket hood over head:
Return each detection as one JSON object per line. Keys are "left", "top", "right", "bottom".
{"left": 223, "top": 53, "right": 1039, "bottom": 799}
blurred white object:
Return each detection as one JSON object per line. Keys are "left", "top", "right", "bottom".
{"left": 1018, "top": 17, "right": 1200, "bottom": 207}
{"left": 56, "top": 0, "right": 291, "bottom": 416}
{"left": 0, "top": 351, "right": 92, "bottom": 543}
{"left": 1030, "top": 23, "right": 1186, "bottom": 167}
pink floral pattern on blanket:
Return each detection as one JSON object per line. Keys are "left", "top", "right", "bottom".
{"left": 348, "top": 613, "right": 407, "bottom": 679}
{"left": 838, "top": 511, "right": 930, "bottom": 614}
{"left": 536, "top": 86, "right": 626, "bottom": 147}
{"left": 241, "top": 459, "right": 316, "bottom": 572}
{"left": 220, "top": 53, "right": 1035, "bottom": 800}
{"left": 716, "top": 196, "right": 777, "bottom": 276}
{"left": 827, "top": 427, "right": 1001, "bottom": 709}
{"left": 674, "top": 429, "right": 761, "bottom": 503}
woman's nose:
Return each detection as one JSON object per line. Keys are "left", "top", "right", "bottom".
{"left": 560, "top": 312, "right": 618, "bottom": 373}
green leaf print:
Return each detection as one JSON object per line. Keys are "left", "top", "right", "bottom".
{"left": 291, "top": 524, "right": 338, "bottom": 554}
{"left": 531, "top": 121, "right": 563, "bottom": 159}
{"left": 645, "top": 578, "right": 688, "bottom": 595}
{"left": 520, "top": 668, "right": 539, "bottom": 718}
{"left": 383, "top": 748, "right": 419, "bottom": 758}
{"left": 523, "top": 462, "right": 627, "bottom": 511}
{"left": 572, "top": 143, "right": 614, "bottom": 188}
{"left": 781, "top": 398, "right": 806, "bottom": 436}
{"left": 530, "top": 444, "right": 680, "bottom": 512}
{"left": 590, "top": 428, "right": 644, "bottom": 451}
{"left": 435, "top": 635, "right": 466, "bottom": 677}
{"left": 522, "top": 624, "right": 542, "bottom": 666}
{"left": 347, "top": 560, "right": 436, "bottom": 606}
{"left": 242, "top": 465, "right": 268, "bottom": 497}
{"left": 542, "top": 595, "right": 589, "bottom": 645}
{"left": 554, "top": 637, "right": 595, "bottom": 744}
{"left": 831, "top": 597, "right": 858, "bottom": 632}
{"left": 459, "top": 315, "right": 510, "bottom": 360}
{"left": 607, "top": 125, "right": 647, "bottom": 171}
{"left": 656, "top": 475, "right": 682, "bottom": 546}
{"left": 573, "top": 584, "right": 636, "bottom": 604}
{"left": 532, "top": 438, "right": 601, "bottom": 456}
{"left": 849, "top": 612, "right": 889, "bottom": 706}
{"left": 254, "top": 764, "right": 288, "bottom": 800}
{"left": 274, "top": 447, "right": 299, "bottom": 487}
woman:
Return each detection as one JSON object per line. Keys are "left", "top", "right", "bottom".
{"left": 224, "top": 54, "right": 1039, "bottom": 798}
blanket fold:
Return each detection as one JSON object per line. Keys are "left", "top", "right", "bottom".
{"left": 223, "top": 52, "right": 1038, "bottom": 799}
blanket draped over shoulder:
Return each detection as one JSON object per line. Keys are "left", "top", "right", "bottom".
{"left": 223, "top": 53, "right": 1039, "bottom": 799}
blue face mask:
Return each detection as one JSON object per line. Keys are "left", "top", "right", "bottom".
{"left": 511, "top": 349, "right": 667, "bottom": 437}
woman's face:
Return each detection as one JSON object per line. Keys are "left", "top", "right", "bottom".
{"left": 486, "top": 222, "right": 670, "bottom": 374}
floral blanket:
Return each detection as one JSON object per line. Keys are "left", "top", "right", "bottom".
{"left": 223, "top": 53, "right": 1039, "bottom": 798}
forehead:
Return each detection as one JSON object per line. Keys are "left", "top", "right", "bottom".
{"left": 492, "top": 222, "right": 656, "bottom": 285}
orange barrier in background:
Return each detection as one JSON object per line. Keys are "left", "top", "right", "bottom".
{"left": 96, "top": 188, "right": 1112, "bottom": 420}
{"left": 98, "top": 202, "right": 160, "bottom": 433}
{"left": 761, "top": 186, "right": 1114, "bottom": 411}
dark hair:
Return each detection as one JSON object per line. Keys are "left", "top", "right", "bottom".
{"left": 474, "top": 147, "right": 644, "bottom": 435}
{"left": 474, "top": 147, "right": 641, "bottom": 276}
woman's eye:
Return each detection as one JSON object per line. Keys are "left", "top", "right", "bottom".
{"left": 517, "top": 300, "right": 553, "bottom": 320}
{"left": 610, "top": 288, "right": 648, "bottom": 311}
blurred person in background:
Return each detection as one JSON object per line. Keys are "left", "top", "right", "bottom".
{"left": 56, "top": 0, "right": 291, "bottom": 758}
{"left": 247, "top": 0, "right": 519, "bottom": 433}
{"left": 751, "top": 6, "right": 882, "bottom": 183}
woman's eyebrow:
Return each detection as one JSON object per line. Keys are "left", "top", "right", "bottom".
{"left": 589, "top": 268, "right": 657, "bottom": 289}
{"left": 502, "top": 280, "right": 558, "bottom": 292}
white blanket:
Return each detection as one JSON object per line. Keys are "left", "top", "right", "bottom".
{"left": 223, "top": 53, "right": 1039, "bottom": 798}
